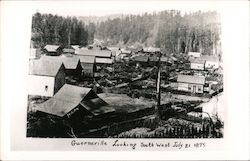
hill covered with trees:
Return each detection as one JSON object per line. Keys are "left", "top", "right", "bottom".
{"left": 31, "top": 10, "right": 221, "bottom": 56}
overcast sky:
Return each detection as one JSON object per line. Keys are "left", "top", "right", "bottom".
{"left": 30, "top": 1, "right": 221, "bottom": 17}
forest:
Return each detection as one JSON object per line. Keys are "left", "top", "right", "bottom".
{"left": 31, "top": 10, "right": 221, "bottom": 56}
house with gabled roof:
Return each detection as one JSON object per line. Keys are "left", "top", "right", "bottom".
{"left": 36, "top": 84, "right": 115, "bottom": 122}
{"left": 28, "top": 59, "right": 66, "bottom": 97}
{"left": 40, "top": 56, "right": 82, "bottom": 78}
{"left": 43, "top": 45, "right": 62, "bottom": 56}
{"left": 78, "top": 55, "right": 96, "bottom": 77}
{"left": 177, "top": 74, "right": 205, "bottom": 93}
{"left": 189, "top": 58, "right": 205, "bottom": 70}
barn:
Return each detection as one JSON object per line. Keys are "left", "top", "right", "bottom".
{"left": 177, "top": 74, "right": 205, "bottom": 94}
{"left": 36, "top": 84, "right": 115, "bottom": 125}
{"left": 43, "top": 45, "right": 62, "bottom": 56}
{"left": 40, "top": 56, "right": 82, "bottom": 78}
{"left": 28, "top": 59, "right": 66, "bottom": 97}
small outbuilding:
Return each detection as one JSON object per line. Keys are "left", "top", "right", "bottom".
{"left": 43, "top": 45, "right": 62, "bottom": 56}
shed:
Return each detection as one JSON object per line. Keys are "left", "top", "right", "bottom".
{"left": 177, "top": 75, "right": 205, "bottom": 93}
{"left": 28, "top": 59, "right": 66, "bottom": 97}
{"left": 36, "top": 84, "right": 115, "bottom": 121}
{"left": 43, "top": 45, "right": 62, "bottom": 56}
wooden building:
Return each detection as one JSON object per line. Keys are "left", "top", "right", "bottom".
{"left": 190, "top": 58, "right": 205, "bottom": 70}
{"left": 78, "top": 55, "right": 96, "bottom": 77}
{"left": 75, "top": 49, "right": 112, "bottom": 59}
{"left": 43, "top": 45, "right": 62, "bottom": 56}
{"left": 177, "top": 75, "right": 205, "bottom": 94}
{"left": 28, "top": 59, "right": 66, "bottom": 97}
{"left": 41, "top": 56, "right": 82, "bottom": 78}
{"left": 36, "top": 84, "right": 115, "bottom": 125}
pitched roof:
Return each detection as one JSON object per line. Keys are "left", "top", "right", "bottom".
{"left": 78, "top": 55, "right": 95, "bottom": 63}
{"left": 44, "top": 45, "right": 60, "bottom": 52}
{"left": 75, "top": 49, "right": 112, "bottom": 58}
{"left": 96, "top": 58, "right": 113, "bottom": 64}
{"left": 29, "top": 59, "right": 64, "bottom": 77}
{"left": 40, "top": 56, "right": 81, "bottom": 69}
{"left": 37, "top": 84, "right": 92, "bottom": 117}
{"left": 177, "top": 75, "right": 205, "bottom": 85}
{"left": 134, "top": 55, "right": 149, "bottom": 62}
{"left": 63, "top": 48, "right": 75, "bottom": 53}
{"left": 37, "top": 84, "right": 115, "bottom": 117}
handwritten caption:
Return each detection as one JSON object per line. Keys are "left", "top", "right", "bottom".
{"left": 71, "top": 139, "right": 206, "bottom": 150}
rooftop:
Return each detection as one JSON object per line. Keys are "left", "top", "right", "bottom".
{"left": 41, "top": 56, "right": 81, "bottom": 69}
{"left": 44, "top": 45, "right": 60, "bottom": 52}
{"left": 29, "top": 59, "right": 64, "bottom": 77}
{"left": 96, "top": 57, "right": 113, "bottom": 64}
{"left": 177, "top": 74, "right": 205, "bottom": 85}
{"left": 78, "top": 55, "right": 96, "bottom": 63}
{"left": 75, "top": 49, "right": 112, "bottom": 58}
{"left": 37, "top": 84, "right": 115, "bottom": 117}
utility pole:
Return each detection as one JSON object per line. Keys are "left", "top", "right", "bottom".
{"left": 156, "top": 52, "right": 162, "bottom": 118}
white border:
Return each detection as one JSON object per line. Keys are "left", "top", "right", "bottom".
{"left": 1, "top": 0, "right": 249, "bottom": 160}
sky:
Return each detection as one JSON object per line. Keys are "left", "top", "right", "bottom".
{"left": 30, "top": 1, "right": 221, "bottom": 17}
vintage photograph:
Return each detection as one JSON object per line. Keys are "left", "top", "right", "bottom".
{"left": 26, "top": 7, "right": 224, "bottom": 139}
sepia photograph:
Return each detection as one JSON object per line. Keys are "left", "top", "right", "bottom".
{"left": 27, "top": 4, "right": 224, "bottom": 139}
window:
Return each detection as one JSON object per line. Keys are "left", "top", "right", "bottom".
{"left": 45, "top": 85, "right": 48, "bottom": 91}
{"left": 198, "top": 86, "right": 202, "bottom": 91}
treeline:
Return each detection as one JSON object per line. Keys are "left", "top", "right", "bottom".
{"left": 31, "top": 12, "right": 95, "bottom": 48}
{"left": 94, "top": 10, "right": 221, "bottom": 55}
{"left": 31, "top": 11, "right": 221, "bottom": 56}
